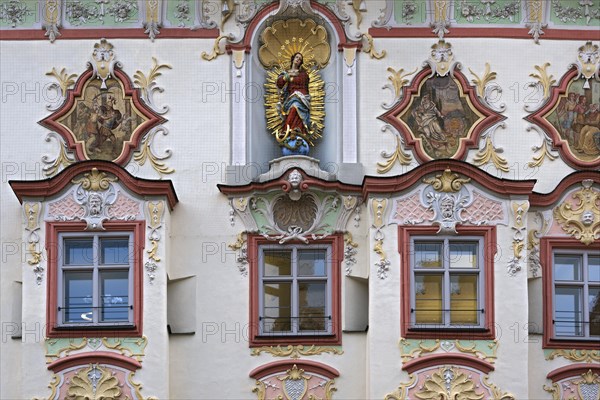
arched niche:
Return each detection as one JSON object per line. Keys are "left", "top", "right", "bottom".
{"left": 227, "top": 1, "right": 361, "bottom": 184}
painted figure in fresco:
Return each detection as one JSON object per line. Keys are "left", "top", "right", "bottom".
{"left": 87, "top": 95, "right": 123, "bottom": 154}
{"left": 575, "top": 102, "right": 600, "bottom": 156}
{"left": 557, "top": 92, "right": 578, "bottom": 142}
{"left": 277, "top": 53, "right": 312, "bottom": 142}
{"left": 412, "top": 93, "right": 447, "bottom": 144}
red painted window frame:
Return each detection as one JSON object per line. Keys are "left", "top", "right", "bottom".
{"left": 541, "top": 237, "right": 599, "bottom": 349}
{"left": 45, "top": 220, "right": 145, "bottom": 338}
{"left": 248, "top": 234, "right": 342, "bottom": 347}
{"left": 399, "top": 225, "right": 496, "bottom": 340}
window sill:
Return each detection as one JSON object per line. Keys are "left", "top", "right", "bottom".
{"left": 250, "top": 333, "right": 341, "bottom": 347}
{"left": 543, "top": 337, "right": 600, "bottom": 350}
{"left": 404, "top": 327, "right": 495, "bottom": 340}
{"left": 47, "top": 324, "right": 142, "bottom": 338}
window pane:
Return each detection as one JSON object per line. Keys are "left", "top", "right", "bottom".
{"left": 449, "top": 242, "right": 478, "bottom": 269}
{"left": 263, "top": 250, "right": 292, "bottom": 276}
{"left": 100, "top": 270, "right": 129, "bottom": 322}
{"left": 64, "top": 239, "right": 93, "bottom": 265}
{"left": 589, "top": 287, "right": 600, "bottom": 337}
{"left": 554, "top": 255, "right": 582, "bottom": 281}
{"left": 263, "top": 283, "right": 291, "bottom": 333}
{"left": 100, "top": 238, "right": 129, "bottom": 265}
{"left": 555, "top": 287, "right": 583, "bottom": 336}
{"left": 415, "top": 242, "right": 442, "bottom": 269}
{"left": 450, "top": 274, "right": 479, "bottom": 325}
{"left": 299, "top": 282, "right": 327, "bottom": 331}
{"left": 298, "top": 249, "right": 327, "bottom": 276}
{"left": 589, "top": 256, "right": 600, "bottom": 282}
{"left": 64, "top": 271, "right": 93, "bottom": 323}
{"left": 414, "top": 274, "right": 443, "bottom": 324}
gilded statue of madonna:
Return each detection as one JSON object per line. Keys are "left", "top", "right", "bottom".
{"left": 259, "top": 19, "right": 330, "bottom": 156}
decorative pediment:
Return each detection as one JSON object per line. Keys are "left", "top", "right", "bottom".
{"left": 39, "top": 40, "right": 167, "bottom": 166}
{"left": 379, "top": 40, "right": 506, "bottom": 164}
{"left": 525, "top": 42, "right": 600, "bottom": 169}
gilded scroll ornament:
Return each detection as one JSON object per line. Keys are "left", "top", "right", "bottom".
{"left": 383, "top": 67, "right": 418, "bottom": 109}
{"left": 250, "top": 345, "right": 343, "bottom": 359}
{"left": 469, "top": 63, "right": 496, "bottom": 98}
{"left": 361, "top": 33, "right": 386, "bottom": 60}
{"left": 24, "top": 202, "right": 44, "bottom": 284}
{"left": 128, "top": 371, "right": 158, "bottom": 400}
{"left": 554, "top": 180, "right": 600, "bottom": 245}
{"left": 72, "top": 168, "right": 117, "bottom": 192}
{"left": 507, "top": 201, "right": 529, "bottom": 276}
{"left": 529, "top": 63, "right": 556, "bottom": 100}
{"left": 385, "top": 374, "right": 417, "bottom": 400}
{"left": 423, "top": 168, "right": 470, "bottom": 193}
{"left": 546, "top": 349, "right": 600, "bottom": 363}
{"left": 378, "top": 126, "right": 413, "bottom": 173}
{"left": 201, "top": 34, "right": 231, "bottom": 61}
{"left": 228, "top": 232, "right": 248, "bottom": 276}
{"left": 66, "top": 364, "right": 122, "bottom": 399}
{"left": 133, "top": 127, "right": 174, "bottom": 177}
{"left": 543, "top": 382, "right": 560, "bottom": 400}
{"left": 527, "top": 126, "right": 559, "bottom": 167}
{"left": 46, "top": 67, "right": 77, "bottom": 98}
{"left": 32, "top": 374, "right": 60, "bottom": 400}
{"left": 372, "top": 198, "right": 390, "bottom": 279}
{"left": 133, "top": 57, "right": 172, "bottom": 115}
{"left": 472, "top": 124, "right": 509, "bottom": 173}
{"left": 482, "top": 375, "right": 516, "bottom": 400}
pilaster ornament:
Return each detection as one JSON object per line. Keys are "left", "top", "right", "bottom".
{"left": 431, "top": 0, "right": 451, "bottom": 39}
{"left": 143, "top": 0, "right": 161, "bottom": 41}
{"left": 572, "top": 41, "right": 600, "bottom": 89}
{"left": 228, "top": 232, "right": 248, "bottom": 276}
{"left": 43, "top": 0, "right": 62, "bottom": 42}
{"left": 554, "top": 180, "right": 600, "bottom": 246}
{"left": 24, "top": 202, "right": 44, "bottom": 285}
{"left": 250, "top": 345, "right": 344, "bottom": 359}
{"left": 372, "top": 198, "right": 390, "bottom": 279}
{"left": 527, "top": 210, "right": 551, "bottom": 278}
{"left": 343, "top": 232, "right": 358, "bottom": 276}
{"left": 546, "top": 349, "right": 600, "bottom": 363}
{"left": 525, "top": 0, "right": 547, "bottom": 44}
{"left": 377, "top": 125, "right": 413, "bottom": 174}
{"left": 507, "top": 201, "right": 529, "bottom": 276}
{"left": 145, "top": 200, "right": 164, "bottom": 283}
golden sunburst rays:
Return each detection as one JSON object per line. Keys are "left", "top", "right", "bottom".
{"left": 258, "top": 19, "right": 331, "bottom": 70}
{"left": 264, "top": 66, "right": 325, "bottom": 147}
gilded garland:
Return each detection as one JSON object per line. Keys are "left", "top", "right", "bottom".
{"left": 260, "top": 19, "right": 330, "bottom": 156}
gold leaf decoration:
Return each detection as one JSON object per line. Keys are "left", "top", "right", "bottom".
{"left": 546, "top": 349, "right": 600, "bottom": 363}
{"left": 252, "top": 381, "right": 266, "bottom": 400}
{"left": 385, "top": 374, "right": 417, "bottom": 400}
{"left": 529, "top": 63, "right": 556, "bottom": 100}
{"left": 258, "top": 19, "right": 331, "bottom": 69}
{"left": 46, "top": 67, "right": 78, "bottom": 97}
{"left": 133, "top": 57, "right": 172, "bottom": 101}
{"left": 469, "top": 63, "right": 497, "bottom": 98}
{"left": 362, "top": 33, "right": 386, "bottom": 59}
{"left": 71, "top": 168, "right": 117, "bottom": 191}
{"left": 473, "top": 136, "right": 509, "bottom": 172}
{"left": 553, "top": 180, "right": 600, "bottom": 245}
{"left": 66, "top": 364, "right": 121, "bottom": 400}
{"left": 133, "top": 128, "right": 174, "bottom": 177}
{"left": 33, "top": 374, "right": 61, "bottom": 400}
{"left": 250, "top": 345, "right": 343, "bottom": 359}
{"left": 378, "top": 130, "right": 412, "bottom": 174}
{"left": 423, "top": 168, "right": 471, "bottom": 192}
{"left": 482, "top": 375, "right": 515, "bottom": 400}
{"left": 528, "top": 137, "right": 558, "bottom": 168}
{"left": 128, "top": 371, "right": 158, "bottom": 400}
{"left": 147, "top": 239, "right": 160, "bottom": 262}
{"left": 543, "top": 382, "right": 560, "bottom": 400}
{"left": 386, "top": 67, "right": 418, "bottom": 99}
{"left": 201, "top": 34, "right": 230, "bottom": 61}
{"left": 415, "top": 366, "right": 485, "bottom": 400}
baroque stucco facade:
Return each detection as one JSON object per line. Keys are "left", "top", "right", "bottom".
{"left": 1, "top": 0, "right": 599, "bottom": 399}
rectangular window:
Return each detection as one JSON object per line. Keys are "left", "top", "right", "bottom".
{"left": 411, "top": 238, "right": 484, "bottom": 329}
{"left": 58, "top": 232, "right": 133, "bottom": 326}
{"left": 552, "top": 250, "right": 599, "bottom": 339}
{"left": 259, "top": 245, "right": 332, "bottom": 335}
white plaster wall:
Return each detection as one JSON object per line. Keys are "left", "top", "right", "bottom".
{"left": 0, "top": 21, "right": 597, "bottom": 400}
